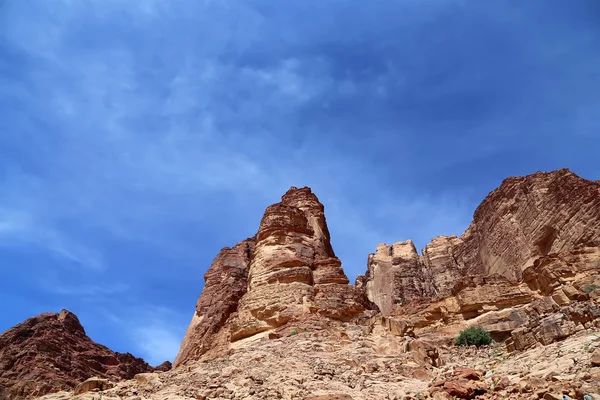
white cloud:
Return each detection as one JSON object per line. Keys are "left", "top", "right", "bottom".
{"left": 126, "top": 307, "right": 186, "bottom": 365}
{"left": 133, "top": 324, "right": 182, "bottom": 365}
{"left": 0, "top": 207, "right": 104, "bottom": 270}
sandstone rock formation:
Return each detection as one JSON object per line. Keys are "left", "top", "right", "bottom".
{"left": 360, "top": 169, "right": 600, "bottom": 307}
{"left": 361, "top": 241, "right": 435, "bottom": 315}
{"left": 359, "top": 169, "right": 600, "bottom": 352}
{"left": 0, "top": 310, "right": 164, "bottom": 400}
{"left": 360, "top": 169, "right": 600, "bottom": 314}
{"left": 174, "top": 187, "right": 374, "bottom": 368}
{"left": 456, "top": 169, "right": 600, "bottom": 281}
{"left": 6, "top": 169, "right": 600, "bottom": 400}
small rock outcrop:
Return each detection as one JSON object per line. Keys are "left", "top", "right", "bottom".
{"left": 174, "top": 187, "right": 374, "bottom": 367}
{"left": 0, "top": 310, "right": 163, "bottom": 399}
{"left": 361, "top": 241, "right": 436, "bottom": 315}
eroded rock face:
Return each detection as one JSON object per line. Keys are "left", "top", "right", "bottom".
{"left": 175, "top": 187, "right": 373, "bottom": 367}
{"left": 422, "top": 235, "right": 463, "bottom": 298}
{"left": 362, "top": 241, "right": 435, "bottom": 315}
{"left": 359, "top": 169, "right": 600, "bottom": 316}
{"left": 455, "top": 169, "right": 600, "bottom": 281}
{"left": 174, "top": 239, "right": 255, "bottom": 368}
{"left": 0, "top": 310, "right": 160, "bottom": 399}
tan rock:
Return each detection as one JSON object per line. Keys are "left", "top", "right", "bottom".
{"left": 591, "top": 348, "right": 600, "bottom": 367}
{"left": 408, "top": 338, "right": 443, "bottom": 367}
{"left": 230, "top": 187, "right": 372, "bottom": 340}
{"left": 175, "top": 187, "right": 373, "bottom": 366}
{"left": 422, "top": 235, "right": 463, "bottom": 297}
{"left": 379, "top": 316, "right": 415, "bottom": 337}
{"left": 359, "top": 169, "right": 600, "bottom": 317}
{"left": 362, "top": 240, "right": 435, "bottom": 315}
{"left": 74, "top": 377, "right": 110, "bottom": 395}
{"left": 455, "top": 169, "right": 600, "bottom": 281}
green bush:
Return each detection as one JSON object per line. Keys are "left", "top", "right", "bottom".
{"left": 456, "top": 326, "right": 492, "bottom": 347}
{"left": 584, "top": 284, "right": 599, "bottom": 293}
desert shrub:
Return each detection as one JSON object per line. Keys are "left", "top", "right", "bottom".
{"left": 584, "top": 284, "right": 599, "bottom": 293}
{"left": 456, "top": 326, "right": 492, "bottom": 347}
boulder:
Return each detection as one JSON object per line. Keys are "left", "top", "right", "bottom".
{"left": 74, "top": 377, "right": 110, "bottom": 395}
{"left": 591, "top": 348, "right": 600, "bottom": 367}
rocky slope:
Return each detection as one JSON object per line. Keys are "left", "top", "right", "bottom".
{"left": 175, "top": 187, "right": 374, "bottom": 367}
{"left": 0, "top": 310, "right": 169, "bottom": 399}
{"left": 37, "top": 325, "right": 600, "bottom": 400}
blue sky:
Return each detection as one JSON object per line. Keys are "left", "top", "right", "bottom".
{"left": 1, "top": 0, "right": 599, "bottom": 365}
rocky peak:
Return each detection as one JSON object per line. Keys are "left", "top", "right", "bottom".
{"left": 174, "top": 186, "right": 372, "bottom": 367}
{"left": 56, "top": 309, "right": 85, "bottom": 335}
{"left": 0, "top": 310, "right": 162, "bottom": 399}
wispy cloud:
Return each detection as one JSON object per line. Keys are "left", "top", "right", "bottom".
{"left": 126, "top": 307, "right": 186, "bottom": 365}
{"left": 0, "top": 207, "right": 104, "bottom": 270}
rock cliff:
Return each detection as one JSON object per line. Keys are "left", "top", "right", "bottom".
{"left": 174, "top": 239, "right": 256, "bottom": 367}
{"left": 358, "top": 169, "right": 600, "bottom": 354}
{"left": 0, "top": 310, "right": 165, "bottom": 400}
{"left": 359, "top": 169, "right": 600, "bottom": 315}
{"left": 174, "top": 187, "right": 373, "bottom": 368}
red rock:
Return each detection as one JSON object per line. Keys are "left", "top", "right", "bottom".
{"left": 443, "top": 379, "right": 478, "bottom": 398}
{"left": 453, "top": 367, "right": 482, "bottom": 381}
{"left": 0, "top": 310, "right": 160, "bottom": 399}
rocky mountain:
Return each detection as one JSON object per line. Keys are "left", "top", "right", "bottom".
{"left": 4, "top": 169, "right": 600, "bottom": 400}
{"left": 0, "top": 310, "right": 170, "bottom": 399}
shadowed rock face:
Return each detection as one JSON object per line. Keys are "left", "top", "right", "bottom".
{"left": 359, "top": 169, "right": 600, "bottom": 315}
{"left": 174, "top": 239, "right": 256, "bottom": 367}
{"left": 174, "top": 187, "right": 373, "bottom": 368}
{"left": 0, "top": 310, "right": 164, "bottom": 400}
